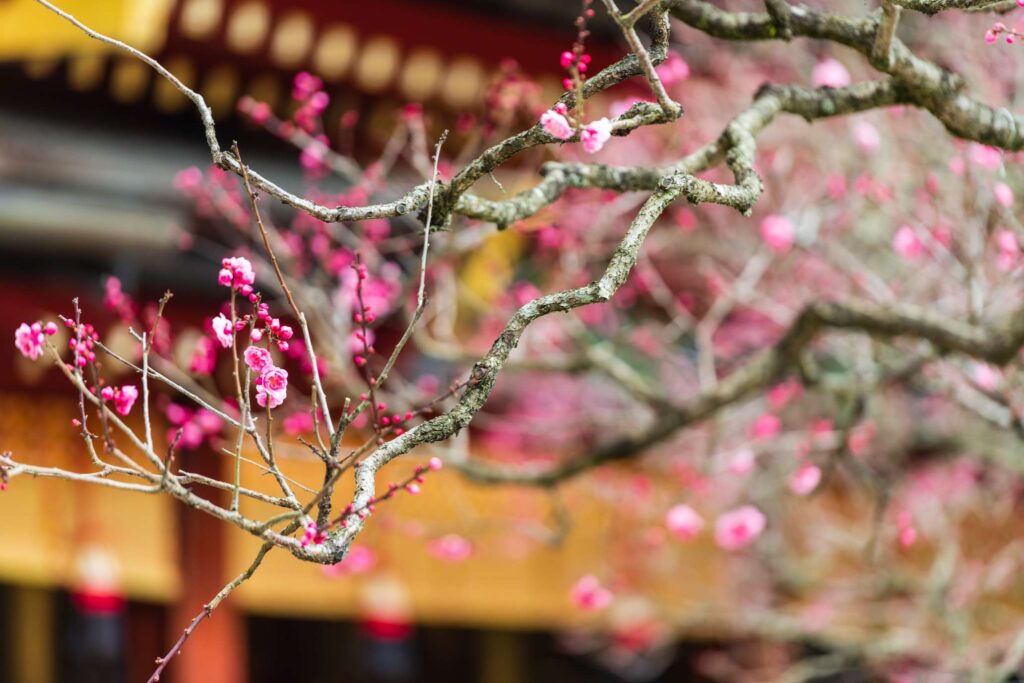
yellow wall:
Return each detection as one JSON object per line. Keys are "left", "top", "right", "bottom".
{"left": 0, "top": 392, "right": 178, "bottom": 601}
{"left": 228, "top": 446, "right": 731, "bottom": 630}
{"left": 0, "top": 391, "right": 731, "bottom": 630}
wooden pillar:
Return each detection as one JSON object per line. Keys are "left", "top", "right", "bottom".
{"left": 125, "top": 602, "right": 166, "bottom": 683}
{"left": 169, "top": 448, "right": 246, "bottom": 683}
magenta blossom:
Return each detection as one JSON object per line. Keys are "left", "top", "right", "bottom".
{"left": 189, "top": 336, "right": 217, "bottom": 375}
{"left": 714, "top": 506, "right": 767, "bottom": 551}
{"left": 750, "top": 412, "right": 781, "bottom": 440}
{"left": 101, "top": 385, "right": 138, "bottom": 416}
{"left": 300, "top": 517, "right": 326, "bottom": 547}
{"left": 217, "top": 256, "right": 256, "bottom": 294}
{"left": 113, "top": 385, "right": 138, "bottom": 416}
{"left": 283, "top": 411, "right": 314, "bottom": 436}
{"left": 569, "top": 574, "right": 613, "bottom": 611}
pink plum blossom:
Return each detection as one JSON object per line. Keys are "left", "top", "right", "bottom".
{"left": 851, "top": 121, "right": 880, "bottom": 153}
{"left": 569, "top": 574, "right": 613, "bottom": 611}
{"left": 581, "top": 118, "right": 613, "bottom": 153}
{"left": 255, "top": 366, "right": 288, "bottom": 409}
{"left": 714, "top": 506, "right": 767, "bottom": 551}
{"left": 300, "top": 138, "right": 328, "bottom": 175}
{"left": 655, "top": 52, "right": 690, "bottom": 86}
{"left": 897, "top": 511, "right": 917, "bottom": 548}
{"left": 211, "top": 314, "right": 234, "bottom": 349}
{"left": 283, "top": 411, "right": 314, "bottom": 436}
{"left": 996, "top": 229, "right": 1019, "bottom": 271}
{"left": 665, "top": 504, "right": 704, "bottom": 540}
{"left": 189, "top": 336, "right": 217, "bottom": 375}
{"left": 540, "top": 103, "right": 573, "bottom": 140}
{"left": 812, "top": 58, "right": 851, "bottom": 88}
{"left": 768, "top": 379, "right": 803, "bottom": 410}
{"left": 994, "top": 182, "right": 1014, "bottom": 208}
{"left": 892, "top": 225, "right": 925, "bottom": 260}
{"left": 322, "top": 545, "right": 377, "bottom": 577}
{"left": 243, "top": 346, "right": 273, "bottom": 374}
{"left": 727, "top": 448, "right": 757, "bottom": 476}
{"left": 750, "top": 413, "right": 782, "bottom": 440}
{"left": 789, "top": 463, "right": 822, "bottom": 496}
{"left": 193, "top": 408, "right": 222, "bottom": 434}
{"left": 847, "top": 422, "right": 875, "bottom": 456}
{"left": 609, "top": 96, "right": 647, "bottom": 118}
{"left": 759, "top": 215, "right": 795, "bottom": 253}
{"left": 972, "top": 363, "right": 1001, "bottom": 391}
{"left": 969, "top": 143, "right": 1002, "bottom": 170}
{"left": 428, "top": 534, "right": 473, "bottom": 562}
{"left": 336, "top": 262, "right": 402, "bottom": 320}
{"left": 103, "top": 276, "right": 134, "bottom": 322}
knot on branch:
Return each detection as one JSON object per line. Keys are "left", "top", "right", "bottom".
{"left": 765, "top": 0, "right": 793, "bottom": 40}
{"left": 648, "top": 8, "right": 673, "bottom": 63}
{"left": 418, "top": 180, "right": 453, "bottom": 230}
{"left": 660, "top": 172, "right": 694, "bottom": 192}
{"left": 614, "top": 101, "right": 679, "bottom": 133}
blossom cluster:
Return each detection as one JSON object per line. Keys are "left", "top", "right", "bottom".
{"left": 244, "top": 346, "right": 289, "bottom": 409}
{"left": 291, "top": 71, "right": 329, "bottom": 134}
{"left": 334, "top": 457, "right": 444, "bottom": 531}
{"left": 664, "top": 503, "right": 767, "bottom": 551}
{"left": 300, "top": 517, "right": 327, "bottom": 547}
{"left": 985, "top": 9, "right": 1024, "bottom": 45}
{"left": 16, "top": 317, "right": 142, "bottom": 418}
{"left": 166, "top": 403, "right": 225, "bottom": 450}
{"left": 14, "top": 321, "right": 56, "bottom": 361}
{"left": 99, "top": 385, "right": 139, "bottom": 416}
{"left": 103, "top": 276, "right": 135, "bottom": 323}
{"left": 217, "top": 256, "right": 256, "bottom": 296}
{"left": 559, "top": 0, "right": 594, "bottom": 92}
